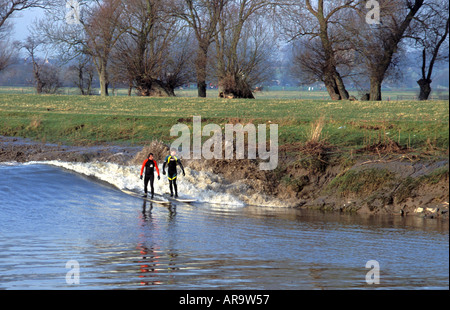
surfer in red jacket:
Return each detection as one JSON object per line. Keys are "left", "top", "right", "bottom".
{"left": 140, "top": 153, "right": 160, "bottom": 198}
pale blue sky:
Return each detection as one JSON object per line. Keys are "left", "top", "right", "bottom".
{"left": 9, "top": 7, "right": 46, "bottom": 41}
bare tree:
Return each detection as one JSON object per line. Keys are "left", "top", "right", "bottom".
{"left": 0, "top": 40, "right": 15, "bottom": 72}
{"left": 21, "top": 35, "right": 61, "bottom": 94}
{"left": 411, "top": 0, "right": 449, "bottom": 100}
{"left": 174, "top": 0, "right": 225, "bottom": 97}
{"left": 280, "top": 0, "right": 363, "bottom": 100}
{"left": 82, "top": 0, "right": 124, "bottom": 96}
{"left": 40, "top": 63, "right": 62, "bottom": 94}
{"left": 21, "top": 36, "right": 46, "bottom": 93}
{"left": 0, "top": 0, "right": 56, "bottom": 30}
{"left": 159, "top": 31, "right": 196, "bottom": 94}
{"left": 234, "top": 12, "right": 275, "bottom": 89}
{"left": 289, "top": 38, "right": 323, "bottom": 85}
{"left": 0, "top": 0, "right": 56, "bottom": 73}
{"left": 111, "top": 0, "right": 193, "bottom": 97}
{"left": 39, "top": 0, "right": 124, "bottom": 96}
{"left": 214, "top": 0, "right": 272, "bottom": 99}
{"left": 290, "top": 33, "right": 358, "bottom": 91}
{"left": 349, "top": 0, "right": 425, "bottom": 101}
{"left": 66, "top": 52, "right": 95, "bottom": 95}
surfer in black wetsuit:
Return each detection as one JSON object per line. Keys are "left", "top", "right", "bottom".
{"left": 140, "top": 153, "right": 160, "bottom": 198}
{"left": 162, "top": 149, "right": 185, "bottom": 198}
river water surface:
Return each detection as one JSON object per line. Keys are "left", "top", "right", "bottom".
{"left": 0, "top": 163, "right": 448, "bottom": 289}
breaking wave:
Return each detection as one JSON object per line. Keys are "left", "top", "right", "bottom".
{"left": 31, "top": 161, "right": 247, "bottom": 207}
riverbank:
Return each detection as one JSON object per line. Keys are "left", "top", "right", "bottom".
{"left": 0, "top": 136, "right": 140, "bottom": 164}
{"left": 1, "top": 136, "right": 448, "bottom": 219}
{"left": 186, "top": 148, "right": 449, "bottom": 219}
{"left": 1, "top": 94, "right": 447, "bottom": 217}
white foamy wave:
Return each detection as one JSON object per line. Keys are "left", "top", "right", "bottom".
{"left": 0, "top": 162, "right": 21, "bottom": 166}
{"left": 39, "top": 161, "right": 245, "bottom": 207}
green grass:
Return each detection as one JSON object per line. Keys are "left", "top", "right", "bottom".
{"left": 0, "top": 93, "right": 448, "bottom": 155}
{"left": 394, "top": 165, "right": 449, "bottom": 203}
{"left": 422, "top": 165, "right": 449, "bottom": 184}
{"left": 327, "top": 168, "right": 396, "bottom": 197}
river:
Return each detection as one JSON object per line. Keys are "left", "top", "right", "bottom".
{"left": 0, "top": 163, "right": 448, "bottom": 289}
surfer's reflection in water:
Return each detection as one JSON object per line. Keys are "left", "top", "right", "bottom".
{"left": 142, "top": 200, "right": 176, "bottom": 219}
{"left": 137, "top": 200, "right": 178, "bottom": 286}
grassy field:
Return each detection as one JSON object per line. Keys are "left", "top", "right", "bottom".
{"left": 2, "top": 85, "right": 449, "bottom": 100}
{"left": 0, "top": 92, "right": 448, "bottom": 158}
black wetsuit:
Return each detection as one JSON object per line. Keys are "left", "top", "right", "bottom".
{"left": 140, "top": 159, "right": 160, "bottom": 197}
{"left": 163, "top": 155, "right": 185, "bottom": 197}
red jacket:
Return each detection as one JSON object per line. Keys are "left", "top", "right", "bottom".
{"left": 140, "top": 159, "right": 160, "bottom": 177}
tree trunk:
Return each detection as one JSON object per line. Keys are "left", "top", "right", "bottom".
{"left": 334, "top": 72, "right": 349, "bottom": 100}
{"left": 196, "top": 47, "right": 208, "bottom": 98}
{"left": 324, "top": 76, "right": 341, "bottom": 100}
{"left": 32, "top": 60, "right": 44, "bottom": 95}
{"left": 99, "top": 68, "right": 109, "bottom": 97}
{"left": 149, "top": 79, "right": 176, "bottom": 97}
{"left": 86, "top": 72, "right": 93, "bottom": 95}
{"left": 36, "top": 79, "right": 44, "bottom": 95}
{"left": 136, "top": 77, "right": 176, "bottom": 97}
{"left": 34, "top": 71, "right": 44, "bottom": 95}
{"left": 366, "top": 0, "right": 424, "bottom": 101}
{"left": 319, "top": 24, "right": 349, "bottom": 101}
{"left": 100, "top": 80, "right": 109, "bottom": 96}
{"left": 198, "top": 81, "right": 207, "bottom": 98}
{"left": 77, "top": 67, "right": 85, "bottom": 95}
{"left": 323, "top": 66, "right": 344, "bottom": 100}
{"left": 218, "top": 72, "right": 254, "bottom": 99}
{"left": 369, "top": 76, "right": 383, "bottom": 101}
{"left": 96, "top": 57, "right": 109, "bottom": 97}
{"left": 417, "top": 78, "right": 432, "bottom": 100}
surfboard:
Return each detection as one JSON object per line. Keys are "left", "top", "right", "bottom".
{"left": 121, "top": 189, "right": 171, "bottom": 205}
{"left": 169, "top": 197, "right": 196, "bottom": 203}
{"left": 164, "top": 192, "right": 196, "bottom": 203}
{"left": 174, "top": 198, "right": 196, "bottom": 203}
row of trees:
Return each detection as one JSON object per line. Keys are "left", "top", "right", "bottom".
{"left": 0, "top": 0, "right": 448, "bottom": 100}
{"left": 284, "top": 0, "right": 449, "bottom": 101}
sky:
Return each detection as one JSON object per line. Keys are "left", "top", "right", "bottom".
{"left": 9, "top": 7, "right": 47, "bottom": 42}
